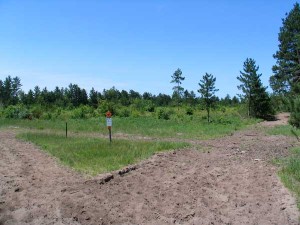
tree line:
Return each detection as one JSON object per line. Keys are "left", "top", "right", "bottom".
{"left": 0, "top": 75, "right": 240, "bottom": 110}
{"left": 0, "top": 53, "right": 271, "bottom": 121}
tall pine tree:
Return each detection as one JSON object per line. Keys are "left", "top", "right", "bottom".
{"left": 171, "top": 68, "right": 185, "bottom": 109}
{"left": 270, "top": 3, "right": 300, "bottom": 94}
{"left": 238, "top": 58, "right": 273, "bottom": 118}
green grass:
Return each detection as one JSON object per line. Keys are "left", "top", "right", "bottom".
{"left": 267, "top": 125, "right": 300, "bottom": 139}
{"left": 18, "top": 132, "right": 189, "bottom": 176}
{"left": 1, "top": 114, "right": 257, "bottom": 139}
{"left": 278, "top": 147, "right": 300, "bottom": 209}
{"left": 267, "top": 125, "right": 300, "bottom": 209}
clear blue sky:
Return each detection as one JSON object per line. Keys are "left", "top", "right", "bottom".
{"left": 0, "top": 0, "right": 298, "bottom": 98}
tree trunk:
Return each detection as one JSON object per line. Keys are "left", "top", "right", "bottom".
{"left": 248, "top": 94, "right": 251, "bottom": 118}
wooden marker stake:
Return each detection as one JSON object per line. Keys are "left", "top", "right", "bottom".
{"left": 108, "top": 127, "right": 112, "bottom": 143}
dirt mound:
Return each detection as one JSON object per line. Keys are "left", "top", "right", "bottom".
{"left": 0, "top": 114, "right": 299, "bottom": 224}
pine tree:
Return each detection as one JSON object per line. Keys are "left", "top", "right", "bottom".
{"left": 0, "top": 76, "right": 22, "bottom": 106}
{"left": 171, "top": 68, "right": 185, "bottom": 109}
{"left": 238, "top": 58, "right": 273, "bottom": 118}
{"left": 198, "top": 73, "right": 219, "bottom": 122}
{"left": 270, "top": 3, "right": 300, "bottom": 94}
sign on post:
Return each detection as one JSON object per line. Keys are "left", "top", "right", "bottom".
{"left": 106, "top": 117, "right": 112, "bottom": 128}
{"left": 106, "top": 111, "right": 112, "bottom": 143}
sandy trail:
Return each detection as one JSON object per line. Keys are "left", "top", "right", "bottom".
{"left": 0, "top": 113, "right": 299, "bottom": 225}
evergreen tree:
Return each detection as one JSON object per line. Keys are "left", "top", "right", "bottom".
{"left": 33, "top": 86, "right": 41, "bottom": 104}
{"left": 198, "top": 73, "right": 219, "bottom": 122}
{"left": 129, "top": 90, "right": 141, "bottom": 101}
{"left": 21, "top": 89, "right": 34, "bottom": 105}
{"left": 142, "top": 92, "right": 153, "bottom": 100}
{"left": 120, "top": 90, "right": 130, "bottom": 106}
{"left": 270, "top": 3, "right": 300, "bottom": 94}
{"left": 238, "top": 58, "right": 273, "bottom": 118}
{"left": 155, "top": 93, "right": 172, "bottom": 106}
{"left": 232, "top": 96, "right": 240, "bottom": 105}
{"left": 171, "top": 68, "right": 185, "bottom": 109}
{"left": 67, "top": 84, "right": 87, "bottom": 107}
{"left": 0, "top": 76, "right": 22, "bottom": 106}
{"left": 89, "top": 88, "right": 99, "bottom": 108}
{"left": 0, "top": 80, "right": 3, "bottom": 106}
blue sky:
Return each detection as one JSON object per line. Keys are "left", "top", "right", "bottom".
{"left": 0, "top": 1, "right": 297, "bottom": 98}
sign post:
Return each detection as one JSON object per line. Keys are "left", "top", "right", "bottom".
{"left": 106, "top": 111, "right": 112, "bottom": 143}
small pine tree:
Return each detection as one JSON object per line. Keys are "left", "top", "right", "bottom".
{"left": 198, "top": 73, "right": 219, "bottom": 122}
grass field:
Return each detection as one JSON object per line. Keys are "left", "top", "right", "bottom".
{"left": 18, "top": 132, "right": 189, "bottom": 176}
{"left": 0, "top": 114, "right": 257, "bottom": 139}
{"left": 5, "top": 112, "right": 256, "bottom": 177}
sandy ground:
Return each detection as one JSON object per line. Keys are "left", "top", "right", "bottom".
{"left": 0, "top": 113, "right": 299, "bottom": 225}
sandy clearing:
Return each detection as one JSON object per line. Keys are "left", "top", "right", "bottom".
{"left": 0, "top": 113, "right": 299, "bottom": 225}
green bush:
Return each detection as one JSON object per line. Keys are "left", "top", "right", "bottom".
{"left": 30, "top": 105, "right": 43, "bottom": 119}
{"left": 3, "top": 105, "right": 31, "bottom": 119}
{"left": 118, "top": 108, "right": 131, "bottom": 117}
{"left": 215, "top": 116, "right": 232, "bottom": 125}
{"left": 186, "top": 107, "right": 194, "bottom": 115}
{"left": 40, "top": 112, "right": 52, "bottom": 120}
{"left": 70, "top": 105, "right": 94, "bottom": 119}
{"left": 289, "top": 97, "right": 300, "bottom": 128}
{"left": 98, "top": 100, "right": 118, "bottom": 116}
{"left": 157, "top": 108, "right": 171, "bottom": 120}
{"left": 146, "top": 103, "right": 155, "bottom": 112}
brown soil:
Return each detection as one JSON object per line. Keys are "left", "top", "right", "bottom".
{"left": 0, "top": 113, "right": 299, "bottom": 225}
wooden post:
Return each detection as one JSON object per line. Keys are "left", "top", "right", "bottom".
{"left": 108, "top": 127, "right": 112, "bottom": 143}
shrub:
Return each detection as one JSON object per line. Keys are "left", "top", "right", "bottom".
{"left": 40, "top": 112, "right": 52, "bottom": 120}
{"left": 71, "top": 105, "right": 94, "bottom": 119}
{"left": 98, "top": 100, "right": 118, "bottom": 116}
{"left": 289, "top": 97, "right": 300, "bottom": 128}
{"left": 186, "top": 107, "right": 194, "bottom": 115}
{"left": 30, "top": 105, "right": 43, "bottom": 119}
{"left": 157, "top": 108, "right": 171, "bottom": 120}
{"left": 118, "top": 108, "right": 131, "bottom": 117}
{"left": 3, "top": 105, "right": 31, "bottom": 119}
{"left": 215, "top": 116, "right": 233, "bottom": 125}
{"left": 146, "top": 103, "right": 155, "bottom": 112}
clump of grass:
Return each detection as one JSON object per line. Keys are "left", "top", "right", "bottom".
{"left": 18, "top": 132, "right": 189, "bottom": 176}
{"left": 278, "top": 148, "right": 300, "bottom": 209}
{"left": 267, "top": 125, "right": 300, "bottom": 138}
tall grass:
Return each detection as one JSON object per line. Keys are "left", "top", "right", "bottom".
{"left": 18, "top": 132, "right": 189, "bottom": 176}
{"left": 1, "top": 113, "right": 257, "bottom": 139}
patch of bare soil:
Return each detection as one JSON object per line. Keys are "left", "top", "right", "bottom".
{"left": 0, "top": 113, "right": 299, "bottom": 225}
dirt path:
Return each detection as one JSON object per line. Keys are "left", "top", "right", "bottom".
{"left": 0, "top": 113, "right": 299, "bottom": 225}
